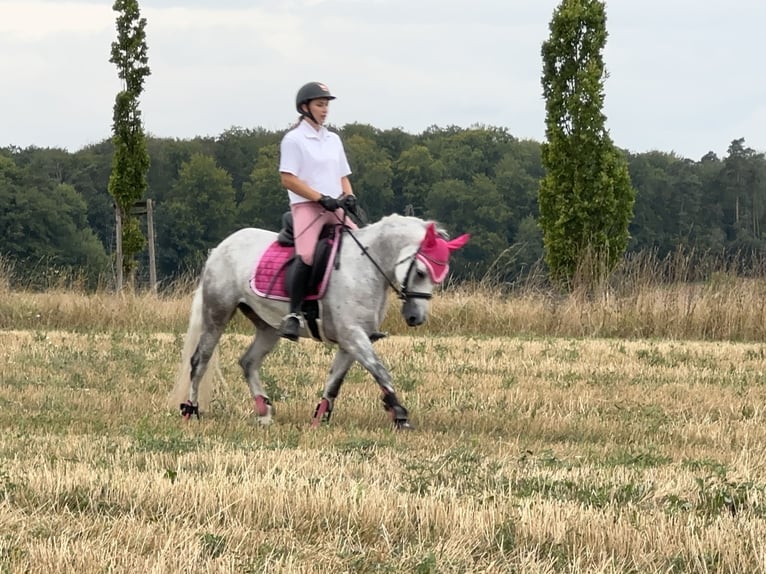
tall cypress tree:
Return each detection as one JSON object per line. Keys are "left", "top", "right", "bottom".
{"left": 539, "top": 0, "right": 635, "bottom": 288}
{"left": 109, "top": 0, "right": 150, "bottom": 283}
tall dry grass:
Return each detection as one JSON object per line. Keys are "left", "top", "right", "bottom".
{"left": 3, "top": 248, "right": 766, "bottom": 341}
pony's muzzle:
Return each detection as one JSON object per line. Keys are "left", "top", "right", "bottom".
{"left": 402, "top": 301, "right": 427, "bottom": 326}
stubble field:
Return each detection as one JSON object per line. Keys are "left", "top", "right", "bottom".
{"left": 2, "top": 284, "right": 766, "bottom": 572}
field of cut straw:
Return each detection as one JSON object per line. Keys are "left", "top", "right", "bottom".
{"left": 2, "top": 281, "right": 766, "bottom": 572}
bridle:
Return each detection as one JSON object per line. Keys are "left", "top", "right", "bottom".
{"left": 340, "top": 222, "right": 433, "bottom": 302}
{"left": 396, "top": 251, "right": 434, "bottom": 301}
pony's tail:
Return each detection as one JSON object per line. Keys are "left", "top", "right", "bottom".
{"left": 168, "top": 283, "right": 219, "bottom": 412}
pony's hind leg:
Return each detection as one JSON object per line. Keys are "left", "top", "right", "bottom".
{"left": 184, "top": 327, "right": 226, "bottom": 418}
{"left": 239, "top": 323, "right": 281, "bottom": 425}
{"left": 313, "top": 348, "right": 356, "bottom": 427}
{"left": 177, "top": 286, "right": 234, "bottom": 419}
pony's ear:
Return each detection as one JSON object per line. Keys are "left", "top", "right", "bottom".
{"left": 423, "top": 222, "right": 438, "bottom": 247}
{"left": 446, "top": 233, "right": 470, "bottom": 251}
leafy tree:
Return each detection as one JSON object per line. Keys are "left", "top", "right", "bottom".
{"left": 344, "top": 134, "right": 394, "bottom": 220}
{"left": 11, "top": 146, "right": 73, "bottom": 184}
{"left": 496, "top": 141, "right": 544, "bottom": 239}
{"left": 391, "top": 144, "right": 443, "bottom": 215}
{"left": 340, "top": 123, "right": 380, "bottom": 141}
{"left": 215, "top": 127, "right": 280, "bottom": 200}
{"left": 511, "top": 215, "right": 545, "bottom": 275}
{"left": 628, "top": 152, "right": 713, "bottom": 255}
{"left": 155, "top": 154, "right": 237, "bottom": 277}
{"left": 12, "top": 143, "right": 116, "bottom": 253}
{"left": 425, "top": 126, "right": 514, "bottom": 183}
{"left": 692, "top": 152, "right": 727, "bottom": 251}
{"left": 0, "top": 156, "right": 109, "bottom": 283}
{"left": 720, "top": 138, "right": 766, "bottom": 250}
{"left": 628, "top": 152, "right": 680, "bottom": 254}
{"left": 538, "top": 0, "right": 635, "bottom": 288}
{"left": 376, "top": 127, "right": 416, "bottom": 160}
{"left": 71, "top": 143, "right": 116, "bottom": 249}
{"left": 108, "top": 0, "right": 151, "bottom": 281}
{"left": 146, "top": 137, "right": 214, "bottom": 206}
{"left": 426, "top": 175, "right": 510, "bottom": 280}
{"left": 238, "top": 144, "right": 286, "bottom": 230}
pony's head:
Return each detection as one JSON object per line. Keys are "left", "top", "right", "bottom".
{"left": 394, "top": 221, "right": 470, "bottom": 326}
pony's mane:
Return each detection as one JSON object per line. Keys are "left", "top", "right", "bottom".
{"left": 369, "top": 213, "right": 450, "bottom": 239}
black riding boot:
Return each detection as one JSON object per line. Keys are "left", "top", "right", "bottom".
{"left": 279, "top": 259, "right": 313, "bottom": 341}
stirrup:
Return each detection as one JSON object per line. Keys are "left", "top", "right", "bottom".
{"left": 281, "top": 312, "right": 303, "bottom": 326}
{"left": 279, "top": 313, "right": 303, "bottom": 340}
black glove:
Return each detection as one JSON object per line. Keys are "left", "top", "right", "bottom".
{"left": 341, "top": 194, "right": 357, "bottom": 214}
{"left": 317, "top": 195, "right": 340, "bottom": 211}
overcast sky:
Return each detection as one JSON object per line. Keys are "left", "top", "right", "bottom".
{"left": 2, "top": 0, "right": 764, "bottom": 161}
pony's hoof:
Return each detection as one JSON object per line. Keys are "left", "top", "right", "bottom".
{"left": 180, "top": 401, "right": 199, "bottom": 420}
{"left": 394, "top": 419, "right": 415, "bottom": 431}
{"left": 256, "top": 408, "right": 274, "bottom": 426}
{"left": 254, "top": 396, "right": 274, "bottom": 425}
{"left": 369, "top": 331, "right": 388, "bottom": 343}
{"left": 312, "top": 398, "right": 333, "bottom": 428}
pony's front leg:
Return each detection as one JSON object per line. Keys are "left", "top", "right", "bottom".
{"left": 313, "top": 348, "right": 355, "bottom": 427}
{"left": 339, "top": 329, "right": 413, "bottom": 430}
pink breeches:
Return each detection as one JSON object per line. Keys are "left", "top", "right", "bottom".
{"left": 291, "top": 201, "right": 358, "bottom": 265}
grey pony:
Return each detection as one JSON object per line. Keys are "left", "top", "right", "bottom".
{"left": 169, "top": 214, "right": 455, "bottom": 429}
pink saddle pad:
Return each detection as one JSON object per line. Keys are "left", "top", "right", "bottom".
{"left": 250, "top": 239, "right": 339, "bottom": 301}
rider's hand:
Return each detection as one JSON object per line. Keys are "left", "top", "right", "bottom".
{"left": 341, "top": 194, "right": 357, "bottom": 214}
{"left": 317, "top": 195, "right": 340, "bottom": 211}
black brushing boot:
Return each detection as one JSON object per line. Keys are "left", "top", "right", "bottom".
{"left": 279, "top": 259, "right": 313, "bottom": 341}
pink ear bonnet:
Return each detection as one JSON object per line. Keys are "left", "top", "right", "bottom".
{"left": 416, "top": 222, "right": 470, "bottom": 283}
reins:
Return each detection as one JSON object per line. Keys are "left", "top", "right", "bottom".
{"left": 331, "top": 211, "right": 432, "bottom": 302}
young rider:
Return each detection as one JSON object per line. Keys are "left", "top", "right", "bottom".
{"left": 277, "top": 81, "right": 358, "bottom": 341}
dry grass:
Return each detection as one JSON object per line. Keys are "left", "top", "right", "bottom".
{"left": 414, "top": 278, "right": 766, "bottom": 341}
{"left": 4, "top": 271, "right": 766, "bottom": 341}
{"left": 2, "top": 326, "right": 766, "bottom": 572}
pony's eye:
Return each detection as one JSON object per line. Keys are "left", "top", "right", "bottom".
{"left": 416, "top": 269, "right": 426, "bottom": 280}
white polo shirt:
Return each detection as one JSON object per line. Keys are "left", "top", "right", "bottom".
{"left": 279, "top": 120, "right": 352, "bottom": 205}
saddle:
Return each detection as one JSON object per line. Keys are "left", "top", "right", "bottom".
{"left": 252, "top": 212, "right": 342, "bottom": 299}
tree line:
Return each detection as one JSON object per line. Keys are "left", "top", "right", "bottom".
{"left": 5, "top": 0, "right": 762, "bottom": 292}
{"left": 1, "top": 127, "right": 764, "bottom": 288}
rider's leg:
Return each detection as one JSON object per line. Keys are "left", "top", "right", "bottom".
{"left": 279, "top": 202, "right": 324, "bottom": 341}
{"left": 279, "top": 258, "right": 312, "bottom": 341}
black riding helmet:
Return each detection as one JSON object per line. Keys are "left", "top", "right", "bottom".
{"left": 295, "top": 82, "right": 336, "bottom": 122}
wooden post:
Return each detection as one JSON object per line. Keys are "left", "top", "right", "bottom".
{"left": 115, "top": 205, "right": 124, "bottom": 292}
{"left": 146, "top": 198, "right": 157, "bottom": 293}
{"left": 130, "top": 199, "right": 157, "bottom": 293}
